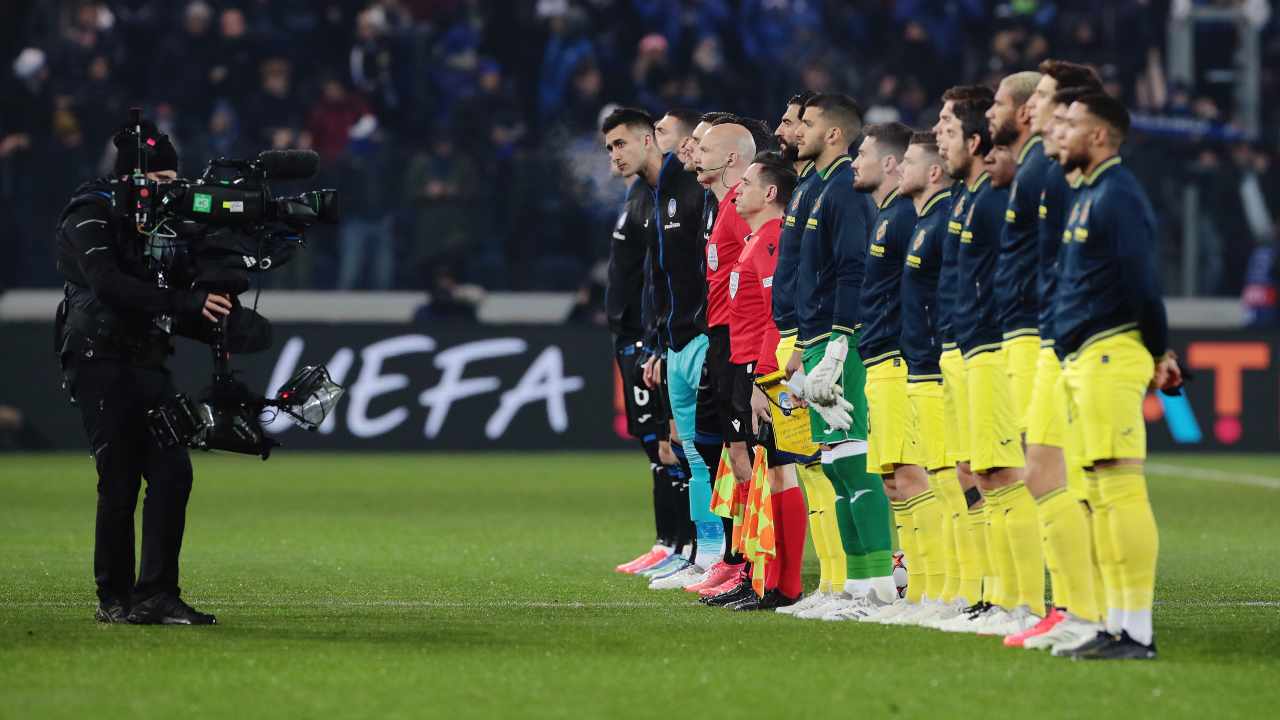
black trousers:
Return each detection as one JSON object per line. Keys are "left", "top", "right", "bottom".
{"left": 65, "top": 357, "right": 193, "bottom": 606}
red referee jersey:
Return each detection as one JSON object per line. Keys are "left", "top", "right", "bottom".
{"left": 728, "top": 217, "right": 784, "bottom": 373}
{"left": 706, "top": 185, "right": 752, "bottom": 328}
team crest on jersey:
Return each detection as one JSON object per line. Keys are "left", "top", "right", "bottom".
{"left": 953, "top": 196, "right": 966, "bottom": 218}
{"left": 876, "top": 220, "right": 888, "bottom": 241}
{"left": 812, "top": 196, "right": 822, "bottom": 214}
{"left": 913, "top": 228, "right": 926, "bottom": 251}
{"left": 789, "top": 194, "right": 800, "bottom": 213}
{"left": 707, "top": 243, "right": 719, "bottom": 271}
{"left": 1068, "top": 201, "right": 1081, "bottom": 225}
{"left": 668, "top": 198, "right": 677, "bottom": 218}
{"left": 1080, "top": 197, "right": 1092, "bottom": 224}
{"left": 729, "top": 270, "right": 739, "bottom": 298}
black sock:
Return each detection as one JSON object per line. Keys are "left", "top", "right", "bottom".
{"left": 639, "top": 437, "right": 668, "bottom": 546}
{"left": 669, "top": 442, "right": 694, "bottom": 553}
{"left": 722, "top": 516, "right": 744, "bottom": 564}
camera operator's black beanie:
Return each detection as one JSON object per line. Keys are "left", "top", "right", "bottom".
{"left": 112, "top": 119, "right": 179, "bottom": 176}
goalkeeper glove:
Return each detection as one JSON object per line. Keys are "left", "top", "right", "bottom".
{"left": 804, "top": 335, "right": 848, "bottom": 406}
{"left": 810, "top": 392, "right": 854, "bottom": 431}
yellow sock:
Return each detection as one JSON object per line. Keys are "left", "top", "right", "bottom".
{"left": 932, "top": 470, "right": 962, "bottom": 602}
{"left": 983, "top": 490, "right": 1015, "bottom": 608}
{"left": 1000, "top": 482, "right": 1045, "bottom": 614}
{"left": 1038, "top": 487, "right": 1100, "bottom": 622}
{"left": 908, "top": 489, "right": 945, "bottom": 601}
{"left": 1086, "top": 470, "right": 1122, "bottom": 633}
{"left": 964, "top": 506, "right": 989, "bottom": 606}
{"left": 1097, "top": 464, "right": 1159, "bottom": 640}
{"left": 893, "top": 500, "right": 923, "bottom": 603}
{"left": 799, "top": 462, "right": 844, "bottom": 590}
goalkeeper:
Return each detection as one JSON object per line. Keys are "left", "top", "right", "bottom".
{"left": 784, "top": 94, "right": 898, "bottom": 619}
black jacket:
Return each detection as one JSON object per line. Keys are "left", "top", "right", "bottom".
{"left": 640, "top": 153, "right": 708, "bottom": 353}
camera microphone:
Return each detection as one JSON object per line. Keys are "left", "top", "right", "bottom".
{"left": 256, "top": 150, "right": 319, "bottom": 180}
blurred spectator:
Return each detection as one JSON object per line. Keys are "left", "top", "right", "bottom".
{"left": 335, "top": 116, "right": 396, "bottom": 290}
{"left": 241, "top": 57, "right": 309, "bottom": 150}
{"left": 306, "top": 76, "right": 370, "bottom": 164}
{"left": 210, "top": 7, "right": 260, "bottom": 102}
{"left": 403, "top": 134, "right": 477, "bottom": 281}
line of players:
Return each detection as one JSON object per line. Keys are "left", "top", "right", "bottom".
{"left": 604, "top": 58, "right": 1181, "bottom": 661}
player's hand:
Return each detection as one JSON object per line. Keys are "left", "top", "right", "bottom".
{"left": 642, "top": 356, "right": 662, "bottom": 389}
{"left": 805, "top": 336, "right": 847, "bottom": 406}
{"left": 784, "top": 348, "right": 803, "bottom": 380}
{"left": 657, "top": 440, "right": 677, "bottom": 466}
{"left": 810, "top": 394, "right": 853, "bottom": 432}
{"left": 1153, "top": 350, "right": 1183, "bottom": 392}
{"left": 201, "top": 293, "right": 233, "bottom": 322}
{"left": 750, "top": 385, "right": 772, "bottom": 435}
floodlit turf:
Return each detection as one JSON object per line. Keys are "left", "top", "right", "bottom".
{"left": 2, "top": 452, "right": 1279, "bottom": 719}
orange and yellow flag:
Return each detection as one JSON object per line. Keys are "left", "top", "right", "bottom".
{"left": 710, "top": 447, "right": 735, "bottom": 519}
{"left": 740, "top": 446, "right": 776, "bottom": 596}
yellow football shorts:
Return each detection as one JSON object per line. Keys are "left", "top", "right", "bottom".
{"left": 939, "top": 348, "right": 969, "bottom": 466}
{"left": 1062, "top": 331, "right": 1155, "bottom": 464}
{"left": 965, "top": 347, "right": 1025, "bottom": 473}
{"left": 1025, "top": 345, "right": 1066, "bottom": 448}
{"left": 865, "top": 355, "right": 919, "bottom": 474}
{"left": 906, "top": 378, "right": 946, "bottom": 472}
{"left": 1004, "top": 333, "right": 1040, "bottom": 433}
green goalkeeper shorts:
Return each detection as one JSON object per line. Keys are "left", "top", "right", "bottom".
{"left": 802, "top": 333, "right": 868, "bottom": 445}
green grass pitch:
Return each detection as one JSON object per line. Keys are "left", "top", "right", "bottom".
{"left": 2, "top": 452, "right": 1279, "bottom": 719}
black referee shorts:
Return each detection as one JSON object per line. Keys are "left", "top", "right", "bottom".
{"left": 696, "top": 325, "right": 740, "bottom": 443}
{"left": 729, "top": 361, "right": 790, "bottom": 468}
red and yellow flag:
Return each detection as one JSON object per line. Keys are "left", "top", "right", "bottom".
{"left": 710, "top": 448, "right": 735, "bottom": 519}
{"left": 740, "top": 446, "right": 776, "bottom": 596}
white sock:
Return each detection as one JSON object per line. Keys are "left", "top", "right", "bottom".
{"left": 1106, "top": 607, "right": 1124, "bottom": 635}
{"left": 844, "top": 579, "right": 871, "bottom": 596}
{"left": 868, "top": 576, "right": 898, "bottom": 604}
{"left": 1123, "top": 609, "right": 1153, "bottom": 645}
{"left": 693, "top": 542, "right": 723, "bottom": 570}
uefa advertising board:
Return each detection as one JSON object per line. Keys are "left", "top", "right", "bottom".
{"left": 1, "top": 322, "right": 1277, "bottom": 453}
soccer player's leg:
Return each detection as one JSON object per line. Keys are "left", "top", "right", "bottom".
{"left": 614, "top": 345, "right": 675, "bottom": 573}
{"left": 650, "top": 336, "right": 719, "bottom": 587}
{"left": 775, "top": 334, "right": 845, "bottom": 607}
{"left": 1004, "top": 333, "right": 1040, "bottom": 434}
{"left": 934, "top": 348, "right": 985, "bottom": 626}
{"left": 819, "top": 340, "right": 897, "bottom": 621}
{"left": 887, "top": 377, "right": 954, "bottom": 626}
{"left": 1060, "top": 333, "right": 1159, "bottom": 660}
{"left": 862, "top": 357, "right": 941, "bottom": 623}
{"left": 1015, "top": 345, "right": 1103, "bottom": 648}
{"left": 967, "top": 348, "right": 1043, "bottom": 635}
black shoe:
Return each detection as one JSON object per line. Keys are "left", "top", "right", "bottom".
{"left": 95, "top": 601, "right": 129, "bottom": 624}
{"left": 703, "top": 581, "right": 755, "bottom": 607}
{"left": 1069, "top": 631, "right": 1156, "bottom": 660}
{"left": 756, "top": 588, "right": 800, "bottom": 611}
{"left": 126, "top": 593, "right": 217, "bottom": 625}
{"left": 728, "top": 593, "right": 763, "bottom": 611}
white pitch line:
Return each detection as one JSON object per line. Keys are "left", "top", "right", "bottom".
{"left": 0, "top": 600, "right": 668, "bottom": 610}
{"left": 2, "top": 599, "right": 1277, "bottom": 609}
{"left": 1146, "top": 462, "right": 1280, "bottom": 490}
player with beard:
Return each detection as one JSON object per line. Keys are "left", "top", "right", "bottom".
{"left": 762, "top": 91, "right": 849, "bottom": 614}
{"left": 655, "top": 108, "right": 701, "bottom": 168}
{"left": 1053, "top": 93, "right": 1179, "bottom": 660}
{"left": 833, "top": 121, "right": 947, "bottom": 623}
{"left": 653, "top": 122, "right": 757, "bottom": 592}
{"left": 874, "top": 132, "right": 961, "bottom": 627}
{"left": 921, "top": 85, "right": 994, "bottom": 630}
{"left": 602, "top": 108, "right": 724, "bottom": 586}
{"left": 934, "top": 96, "right": 1042, "bottom": 637}
{"left": 785, "top": 93, "right": 900, "bottom": 621}
{"left": 1006, "top": 61, "right": 1109, "bottom": 650}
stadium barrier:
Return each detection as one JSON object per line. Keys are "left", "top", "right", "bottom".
{"left": 1, "top": 321, "right": 1275, "bottom": 452}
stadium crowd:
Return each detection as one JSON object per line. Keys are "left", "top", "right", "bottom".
{"left": 1, "top": 0, "right": 1278, "bottom": 305}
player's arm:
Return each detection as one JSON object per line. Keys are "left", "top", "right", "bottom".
{"left": 62, "top": 205, "right": 227, "bottom": 321}
{"left": 829, "top": 189, "right": 870, "bottom": 339}
{"left": 1110, "top": 190, "right": 1169, "bottom": 360}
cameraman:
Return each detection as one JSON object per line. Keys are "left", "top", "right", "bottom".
{"left": 55, "top": 119, "right": 228, "bottom": 625}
